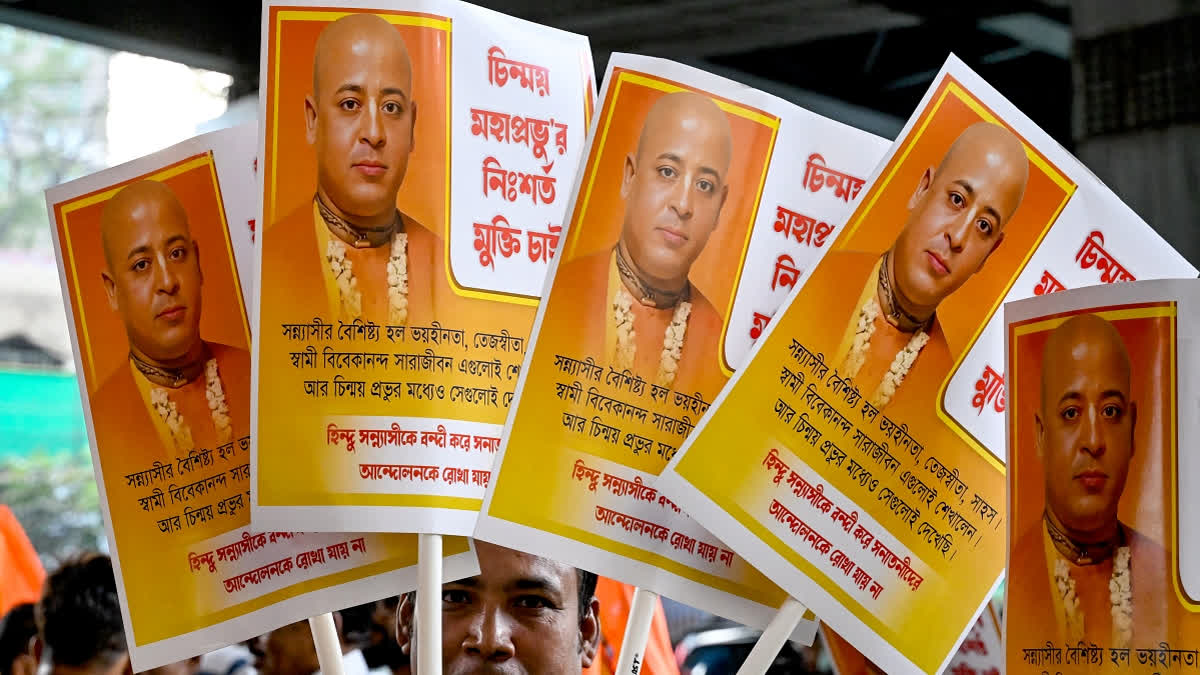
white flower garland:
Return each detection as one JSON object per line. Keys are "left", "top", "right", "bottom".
{"left": 325, "top": 232, "right": 408, "bottom": 323}
{"left": 613, "top": 286, "right": 692, "bottom": 389}
{"left": 150, "top": 388, "right": 193, "bottom": 453}
{"left": 1109, "top": 547, "right": 1133, "bottom": 648}
{"left": 149, "top": 358, "right": 231, "bottom": 452}
{"left": 1053, "top": 546, "right": 1133, "bottom": 648}
{"left": 843, "top": 297, "right": 929, "bottom": 408}
{"left": 204, "top": 358, "right": 233, "bottom": 445}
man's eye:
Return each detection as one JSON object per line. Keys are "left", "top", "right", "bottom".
{"left": 442, "top": 590, "right": 470, "bottom": 605}
{"left": 382, "top": 101, "right": 402, "bottom": 114}
{"left": 1102, "top": 404, "right": 1123, "bottom": 419}
{"left": 1061, "top": 407, "right": 1079, "bottom": 421}
{"left": 657, "top": 166, "right": 677, "bottom": 179}
{"left": 949, "top": 192, "right": 965, "bottom": 207}
{"left": 132, "top": 259, "right": 150, "bottom": 272}
{"left": 513, "top": 595, "right": 552, "bottom": 610}
{"left": 170, "top": 246, "right": 188, "bottom": 260}
{"left": 696, "top": 179, "right": 713, "bottom": 193}
{"left": 339, "top": 99, "right": 360, "bottom": 111}
{"left": 976, "top": 219, "right": 993, "bottom": 236}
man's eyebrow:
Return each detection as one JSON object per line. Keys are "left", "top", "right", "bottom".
{"left": 125, "top": 244, "right": 150, "bottom": 261}
{"left": 334, "top": 83, "right": 365, "bottom": 96}
{"left": 952, "top": 179, "right": 975, "bottom": 196}
{"left": 1056, "top": 391, "right": 1082, "bottom": 406}
{"left": 1100, "top": 390, "right": 1128, "bottom": 403}
{"left": 952, "top": 179, "right": 1002, "bottom": 225}
{"left": 381, "top": 87, "right": 409, "bottom": 100}
{"left": 509, "top": 575, "right": 563, "bottom": 595}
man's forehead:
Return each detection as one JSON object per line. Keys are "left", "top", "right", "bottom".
{"left": 313, "top": 16, "right": 413, "bottom": 96}
{"left": 462, "top": 543, "right": 576, "bottom": 592}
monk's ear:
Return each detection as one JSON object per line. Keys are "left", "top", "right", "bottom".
{"left": 409, "top": 101, "right": 418, "bottom": 152}
{"left": 193, "top": 240, "right": 203, "bottom": 284}
{"left": 1034, "top": 409, "right": 1045, "bottom": 463}
{"left": 579, "top": 596, "right": 601, "bottom": 669}
{"left": 396, "top": 593, "right": 415, "bottom": 655}
{"left": 1129, "top": 401, "right": 1137, "bottom": 455}
{"left": 907, "top": 166, "right": 934, "bottom": 210}
{"left": 717, "top": 182, "right": 729, "bottom": 218}
{"left": 102, "top": 269, "right": 119, "bottom": 311}
{"left": 620, "top": 153, "right": 636, "bottom": 201}
{"left": 305, "top": 94, "right": 319, "bottom": 146}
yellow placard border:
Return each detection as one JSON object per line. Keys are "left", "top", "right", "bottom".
{"left": 561, "top": 69, "right": 780, "bottom": 376}
{"left": 1007, "top": 302, "right": 1197, "bottom": 615}
{"left": 57, "top": 152, "right": 247, "bottom": 387}
{"left": 839, "top": 76, "right": 1076, "bottom": 474}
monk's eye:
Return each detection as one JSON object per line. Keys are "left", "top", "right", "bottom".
{"left": 382, "top": 101, "right": 403, "bottom": 115}
{"left": 696, "top": 179, "right": 714, "bottom": 193}
{"left": 1060, "top": 406, "right": 1079, "bottom": 421}
{"left": 948, "top": 192, "right": 965, "bottom": 208}
{"left": 657, "top": 166, "right": 677, "bottom": 179}
{"left": 131, "top": 259, "right": 151, "bottom": 273}
{"left": 339, "top": 98, "right": 361, "bottom": 111}
{"left": 976, "top": 219, "right": 994, "bottom": 236}
{"left": 1102, "top": 404, "right": 1123, "bottom": 419}
{"left": 169, "top": 246, "right": 188, "bottom": 260}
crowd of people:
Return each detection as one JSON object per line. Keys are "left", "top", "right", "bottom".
{"left": 0, "top": 542, "right": 688, "bottom": 675}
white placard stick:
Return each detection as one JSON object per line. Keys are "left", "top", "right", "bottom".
{"left": 613, "top": 587, "right": 658, "bottom": 675}
{"left": 309, "top": 613, "right": 344, "bottom": 675}
{"left": 418, "top": 533, "right": 443, "bottom": 675}
{"left": 735, "top": 597, "right": 807, "bottom": 675}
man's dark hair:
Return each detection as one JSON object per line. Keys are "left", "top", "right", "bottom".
{"left": 0, "top": 603, "right": 36, "bottom": 675}
{"left": 36, "top": 553, "right": 126, "bottom": 668}
{"left": 575, "top": 570, "right": 598, "bottom": 622}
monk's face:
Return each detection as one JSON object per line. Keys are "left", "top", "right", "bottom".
{"left": 619, "top": 93, "right": 730, "bottom": 288}
{"left": 306, "top": 16, "right": 416, "bottom": 221}
{"left": 892, "top": 124, "right": 1027, "bottom": 309}
{"left": 1036, "top": 316, "right": 1136, "bottom": 536}
{"left": 101, "top": 185, "right": 203, "bottom": 363}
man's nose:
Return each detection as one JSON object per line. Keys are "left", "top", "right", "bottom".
{"left": 669, "top": 176, "right": 694, "bottom": 220}
{"left": 462, "top": 606, "right": 515, "bottom": 662}
{"left": 1079, "top": 408, "right": 1106, "bottom": 458}
{"left": 154, "top": 256, "right": 180, "bottom": 295}
{"left": 944, "top": 211, "right": 973, "bottom": 251}
{"left": 360, "top": 103, "right": 386, "bottom": 148}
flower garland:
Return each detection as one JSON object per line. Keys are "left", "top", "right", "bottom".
{"left": 325, "top": 232, "right": 408, "bottom": 323}
{"left": 612, "top": 286, "right": 692, "bottom": 388}
{"left": 204, "top": 358, "right": 233, "bottom": 445}
{"left": 842, "top": 297, "right": 929, "bottom": 408}
{"left": 150, "top": 388, "right": 193, "bottom": 453}
{"left": 1052, "top": 546, "right": 1133, "bottom": 648}
{"left": 149, "top": 358, "right": 232, "bottom": 452}
{"left": 1109, "top": 547, "right": 1133, "bottom": 648}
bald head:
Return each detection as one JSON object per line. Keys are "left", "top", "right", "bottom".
{"left": 306, "top": 13, "right": 418, "bottom": 226}
{"left": 936, "top": 122, "right": 1029, "bottom": 223}
{"left": 1036, "top": 313, "right": 1137, "bottom": 539}
{"left": 99, "top": 180, "right": 205, "bottom": 366}
{"left": 101, "top": 181, "right": 191, "bottom": 271}
{"left": 312, "top": 13, "right": 413, "bottom": 100}
{"left": 619, "top": 91, "right": 733, "bottom": 291}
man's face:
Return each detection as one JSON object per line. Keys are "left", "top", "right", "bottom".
{"left": 306, "top": 23, "right": 416, "bottom": 220}
{"left": 619, "top": 100, "right": 729, "bottom": 287}
{"left": 409, "top": 541, "right": 597, "bottom": 675}
{"left": 258, "top": 622, "right": 320, "bottom": 675}
{"left": 102, "top": 196, "right": 203, "bottom": 363}
{"left": 891, "top": 131, "right": 1026, "bottom": 309}
{"left": 1036, "top": 321, "right": 1136, "bottom": 536}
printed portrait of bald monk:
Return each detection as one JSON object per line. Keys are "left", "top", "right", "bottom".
{"left": 547, "top": 91, "right": 732, "bottom": 393}
{"left": 815, "top": 122, "right": 1030, "bottom": 412}
{"left": 1009, "top": 314, "right": 1174, "bottom": 651}
{"left": 89, "top": 179, "right": 251, "bottom": 478}
{"left": 261, "top": 13, "right": 441, "bottom": 327}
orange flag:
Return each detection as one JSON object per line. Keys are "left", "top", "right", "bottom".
{"left": 586, "top": 578, "right": 680, "bottom": 675}
{"left": 0, "top": 505, "right": 45, "bottom": 616}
